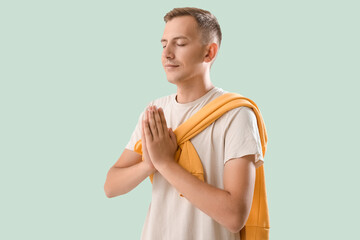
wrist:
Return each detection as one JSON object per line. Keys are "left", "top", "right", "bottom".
{"left": 154, "top": 157, "right": 175, "bottom": 173}
{"left": 141, "top": 161, "right": 157, "bottom": 176}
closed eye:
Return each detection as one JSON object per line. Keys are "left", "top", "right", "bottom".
{"left": 162, "top": 44, "right": 186, "bottom": 48}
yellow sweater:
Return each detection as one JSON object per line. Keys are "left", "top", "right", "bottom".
{"left": 134, "top": 92, "right": 270, "bottom": 240}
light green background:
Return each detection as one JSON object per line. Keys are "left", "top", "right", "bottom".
{"left": 1, "top": 0, "right": 359, "bottom": 239}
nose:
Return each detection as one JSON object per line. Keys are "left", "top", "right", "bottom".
{"left": 162, "top": 45, "right": 174, "bottom": 59}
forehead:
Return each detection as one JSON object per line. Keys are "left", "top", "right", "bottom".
{"left": 161, "top": 16, "right": 199, "bottom": 42}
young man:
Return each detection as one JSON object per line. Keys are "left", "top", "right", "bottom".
{"left": 104, "top": 7, "right": 265, "bottom": 240}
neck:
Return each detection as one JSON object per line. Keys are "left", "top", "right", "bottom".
{"left": 175, "top": 78, "right": 215, "bottom": 104}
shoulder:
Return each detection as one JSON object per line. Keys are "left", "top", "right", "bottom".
{"left": 230, "top": 106, "right": 256, "bottom": 119}
{"left": 213, "top": 104, "right": 258, "bottom": 136}
{"left": 219, "top": 90, "right": 258, "bottom": 121}
{"left": 220, "top": 106, "right": 256, "bottom": 123}
{"left": 226, "top": 105, "right": 254, "bottom": 114}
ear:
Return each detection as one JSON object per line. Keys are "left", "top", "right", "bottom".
{"left": 204, "top": 42, "right": 218, "bottom": 63}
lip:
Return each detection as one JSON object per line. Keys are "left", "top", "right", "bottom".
{"left": 165, "top": 64, "right": 179, "bottom": 67}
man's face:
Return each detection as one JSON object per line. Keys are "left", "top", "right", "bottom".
{"left": 160, "top": 16, "right": 208, "bottom": 84}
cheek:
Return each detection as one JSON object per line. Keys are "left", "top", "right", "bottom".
{"left": 182, "top": 49, "right": 202, "bottom": 64}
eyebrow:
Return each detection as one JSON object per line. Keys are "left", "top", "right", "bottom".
{"left": 160, "top": 36, "right": 189, "bottom": 43}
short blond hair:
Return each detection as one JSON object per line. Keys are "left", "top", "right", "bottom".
{"left": 164, "top": 7, "right": 222, "bottom": 49}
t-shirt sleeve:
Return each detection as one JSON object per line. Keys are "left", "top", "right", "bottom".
{"left": 223, "top": 106, "right": 264, "bottom": 168}
{"left": 125, "top": 105, "right": 149, "bottom": 151}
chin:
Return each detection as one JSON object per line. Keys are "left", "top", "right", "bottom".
{"left": 166, "top": 77, "right": 178, "bottom": 85}
{"left": 167, "top": 74, "right": 189, "bottom": 85}
{"left": 165, "top": 74, "right": 175, "bottom": 82}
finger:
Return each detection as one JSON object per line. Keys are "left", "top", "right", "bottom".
{"left": 144, "top": 109, "right": 153, "bottom": 141}
{"left": 148, "top": 106, "right": 159, "bottom": 139}
{"left": 141, "top": 120, "right": 147, "bottom": 157}
{"left": 154, "top": 107, "right": 165, "bottom": 137}
{"left": 158, "top": 107, "right": 168, "bottom": 133}
{"left": 141, "top": 117, "right": 146, "bottom": 146}
{"left": 169, "top": 128, "right": 177, "bottom": 146}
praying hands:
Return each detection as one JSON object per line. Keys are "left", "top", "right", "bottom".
{"left": 141, "top": 105, "right": 178, "bottom": 171}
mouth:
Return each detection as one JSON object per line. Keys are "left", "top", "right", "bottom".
{"left": 165, "top": 64, "right": 179, "bottom": 68}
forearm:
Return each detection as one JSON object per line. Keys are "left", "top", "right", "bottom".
{"left": 156, "top": 160, "right": 241, "bottom": 232}
{"left": 104, "top": 161, "right": 154, "bottom": 198}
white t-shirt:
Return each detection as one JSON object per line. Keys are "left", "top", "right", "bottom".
{"left": 125, "top": 86, "right": 264, "bottom": 240}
